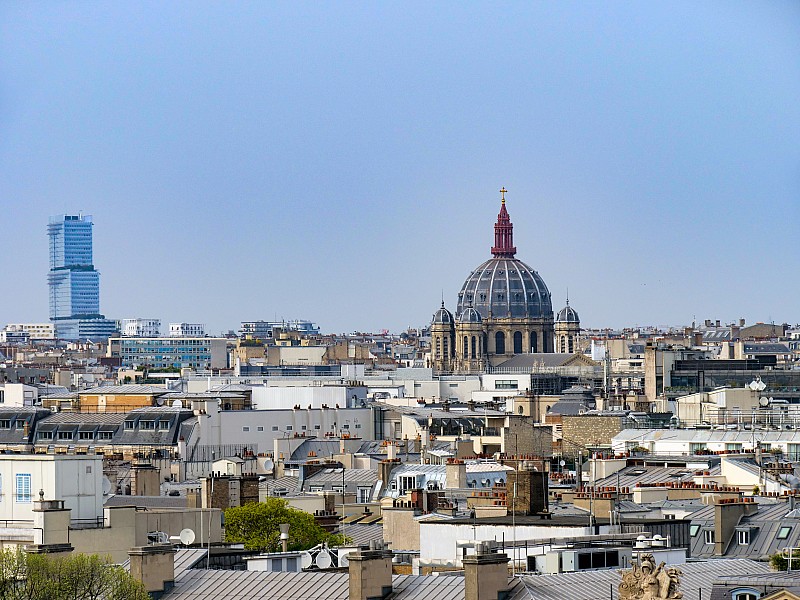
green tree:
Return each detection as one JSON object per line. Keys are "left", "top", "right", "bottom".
{"left": 769, "top": 548, "right": 800, "bottom": 572}
{"left": 224, "top": 498, "right": 348, "bottom": 552}
{"left": 0, "top": 549, "right": 149, "bottom": 600}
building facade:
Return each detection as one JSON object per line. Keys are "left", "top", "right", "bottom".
{"left": 169, "top": 323, "right": 206, "bottom": 337}
{"left": 47, "top": 214, "right": 116, "bottom": 340}
{"left": 122, "top": 318, "right": 162, "bottom": 337}
{"left": 107, "top": 337, "right": 229, "bottom": 370}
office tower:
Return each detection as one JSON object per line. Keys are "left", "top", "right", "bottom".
{"left": 47, "top": 214, "right": 116, "bottom": 341}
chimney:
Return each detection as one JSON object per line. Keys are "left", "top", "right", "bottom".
{"left": 348, "top": 541, "right": 392, "bottom": 600}
{"left": 378, "top": 459, "right": 399, "bottom": 489}
{"left": 446, "top": 459, "right": 467, "bottom": 489}
{"left": 128, "top": 543, "right": 176, "bottom": 597}
{"left": 507, "top": 469, "right": 549, "bottom": 515}
{"left": 714, "top": 499, "right": 757, "bottom": 556}
{"left": 464, "top": 542, "right": 510, "bottom": 600}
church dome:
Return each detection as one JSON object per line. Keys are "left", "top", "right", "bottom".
{"left": 556, "top": 304, "right": 579, "bottom": 323}
{"left": 432, "top": 302, "right": 454, "bottom": 325}
{"left": 458, "top": 305, "right": 482, "bottom": 324}
{"left": 456, "top": 195, "right": 553, "bottom": 320}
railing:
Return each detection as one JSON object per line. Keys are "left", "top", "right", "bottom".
{"left": 0, "top": 519, "right": 35, "bottom": 528}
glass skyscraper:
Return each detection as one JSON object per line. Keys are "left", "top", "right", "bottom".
{"left": 47, "top": 214, "right": 116, "bottom": 340}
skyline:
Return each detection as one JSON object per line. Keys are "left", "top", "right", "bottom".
{"left": 2, "top": 3, "right": 799, "bottom": 334}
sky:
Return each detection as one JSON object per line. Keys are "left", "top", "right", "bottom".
{"left": 1, "top": 2, "right": 798, "bottom": 335}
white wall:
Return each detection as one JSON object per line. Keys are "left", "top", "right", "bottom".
{"left": 0, "top": 384, "right": 38, "bottom": 407}
{"left": 0, "top": 455, "right": 103, "bottom": 522}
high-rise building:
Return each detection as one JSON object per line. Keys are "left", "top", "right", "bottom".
{"left": 47, "top": 214, "right": 116, "bottom": 341}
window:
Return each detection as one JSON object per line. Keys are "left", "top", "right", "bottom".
{"left": 124, "top": 420, "right": 135, "bottom": 430}
{"left": 257, "top": 426, "right": 264, "bottom": 432}
{"left": 737, "top": 530, "right": 750, "bottom": 545}
{"left": 355, "top": 424, "right": 361, "bottom": 429}
{"left": 159, "top": 421, "right": 171, "bottom": 430}
{"left": 309, "top": 486, "right": 323, "bottom": 493}
{"left": 271, "top": 426, "right": 278, "bottom": 431}
{"left": 732, "top": 592, "right": 759, "bottom": 600}
{"left": 788, "top": 444, "right": 800, "bottom": 462}
{"left": 495, "top": 380, "right": 518, "bottom": 390}
{"left": 98, "top": 431, "right": 113, "bottom": 440}
{"left": 358, "top": 487, "right": 371, "bottom": 503}
{"left": 495, "top": 331, "right": 506, "bottom": 355}
{"left": 301, "top": 425, "right": 307, "bottom": 430}
{"left": 242, "top": 426, "right": 250, "bottom": 432}
{"left": 314, "top": 425, "right": 321, "bottom": 430}
{"left": 513, "top": 331, "right": 523, "bottom": 354}
{"left": 79, "top": 431, "right": 94, "bottom": 440}
{"left": 342, "top": 424, "right": 349, "bottom": 430}
{"left": 778, "top": 526, "right": 792, "bottom": 539}
{"left": 15, "top": 421, "right": 25, "bottom": 430}
{"left": 704, "top": 530, "right": 715, "bottom": 544}
{"left": 0, "top": 420, "right": 10, "bottom": 429}
{"left": 140, "top": 421, "right": 155, "bottom": 430}
{"left": 690, "top": 443, "right": 707, "bottom": 453}
{"left": 285, "top": 426, "right": 293, "bottom": 431}
{"left": 15, "top": 474, "right": 31, "bottom": 503}
{"left": 57, "top": 431, "right": 73, "bottom": 440}
{"left": 689, "top": 525, "right": 700, "bottom": 537}
{"left": 38, "top": 431, "right": 53, "bottom": 441}
{"left": 726, "top": 443, "right": 743, "bottom": 452}
{"left": 332, "top": 486, "right": 344, "bottom": 494}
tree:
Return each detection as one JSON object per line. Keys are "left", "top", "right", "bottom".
{"left": 0, "top": 549, "right": 149, "bottom": 600}
{"left": 769, "top": 548, "right": 800, "bottom": 572}
{"left": 224, "top": 498, "right": 348, "bottom": 552}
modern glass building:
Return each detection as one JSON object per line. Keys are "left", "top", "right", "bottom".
{"left": 47, "top": 214, "right": 116, "bottom": 341}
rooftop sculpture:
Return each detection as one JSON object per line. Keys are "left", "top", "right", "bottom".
{"left": 619, "top": 553, "right": 683, "bottom": 600}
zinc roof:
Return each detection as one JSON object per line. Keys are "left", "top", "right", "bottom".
{"left": 518, "top": 558, "right": 770, "bottom": 600}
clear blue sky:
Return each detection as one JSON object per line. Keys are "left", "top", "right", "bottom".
{"left": 1, "top": 2, "right": 798, "bottom": 335}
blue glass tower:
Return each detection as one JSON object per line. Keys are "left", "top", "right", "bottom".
{"left": 47, "top": 214, "right": 116, "bottom": 340}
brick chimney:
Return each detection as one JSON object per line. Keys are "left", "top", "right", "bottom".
{"left": 463, "top": 541, "right": 510, "bottom": 600}
{"left": 348, "top": 541, "right": 393, "bottom": 600}
{"left": 128, "top": 543, "right": 176, "bottom": 598}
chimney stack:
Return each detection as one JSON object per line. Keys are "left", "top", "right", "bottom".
{"left": 464, "top": 541, "right": 510, "bottom": 600}
{"left": 446, "top": 459, "right": 467, "bottom": 490}
{"left": 348, "top": 541, "right": 393, "bottom": 600}
{"left": 128, "top": 543, "right": 176, "bottom": 597}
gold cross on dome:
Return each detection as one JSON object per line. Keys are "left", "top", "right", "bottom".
{"left": 500, "top": 187, "right": 507, "bottom": 203}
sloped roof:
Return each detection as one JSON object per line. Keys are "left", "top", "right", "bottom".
{"left": 518, "top": 559, "right": 770, "bottom": 600}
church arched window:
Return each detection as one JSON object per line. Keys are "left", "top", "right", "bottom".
{"left": 435, "top": 338, "right": 441, "bottom": 358}
{"left": 513, "top": 331, "right": 523, "bottom": 354}
{"left": 568, "top": 336, "right": 574, "bottom": 354}
{"left": 463, "top": 336, "right": 469, "bottom": 358}
{"left": 530, "top": 331, "right": 538, "bottom": 353}
{"left": 479, "top": 293, "right": 487, "bottom": 302}
{"left": 471, "top": 336, "right": 476, "bottom": 359}
{"left": 495, "top": 331, "right": 506, "bottom": 354}
{"left": 443, "top": 337, "right": 449, "bottom": 357}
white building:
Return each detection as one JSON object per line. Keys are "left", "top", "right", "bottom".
{"left": 0, "top": 454, "right": 102, "bottom": 522}
{"left": 3, "top": 323, "right": 55, "bottom": 340}
{"left": 170, "top": 323, "right": 206, "bottom": 337}
{"left": 121, "top": 318, "right": 161, "bottom": 337}
{"left": 0, "top": 384, "right": 38, "bottom": 407}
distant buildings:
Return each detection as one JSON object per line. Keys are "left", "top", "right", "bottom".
{"left": 239, "top": 320, "right": 319, "bottom": 340}
{"left": 107, "top": 336, "right": 228, "bottom": 370}
{"left": 121, "top": 318, "right": 161, "bottom": 337}
{"left": 47, "top": 214, "right": 116, "bottom": 341}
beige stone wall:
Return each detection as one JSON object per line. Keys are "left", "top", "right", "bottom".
{"left": 381, "top": 507, "right": 421, "bottom": 551}
{"left": 561, "top": 415, "right": 624, "bottom": 451}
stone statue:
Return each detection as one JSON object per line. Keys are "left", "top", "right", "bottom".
{"left": 619, "top": 554, "right": 683, "bottom": 600}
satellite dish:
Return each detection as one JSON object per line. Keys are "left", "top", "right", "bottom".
{"left": 171, "top": 399, "right": 183, "bottom": 408}
{"left": 338, "top": 550, "right": 350, "bottom": 567}
{"left": 300, "top": 552, "right": 313, "bottom": 569}
{"left": 179, "top": 528, "right": 196, "bottom": 545}
{"left": 261, "top": 458, "right": 274, "bottom": 473}
{"left": 156, "top": 397, "right": 165, "bottom": 406}
{"left": 759, "top": 397, "right": 770, "bottom": 407}
{"left": 315, "top": 550, "right": 332, "bottom": 569}
{"left": 101, "top": 476, "right": 112, "bottom": 496}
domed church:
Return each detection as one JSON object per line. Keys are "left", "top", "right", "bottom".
{"left": 430, "top": 188, "right": 579, "bottom": 373}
